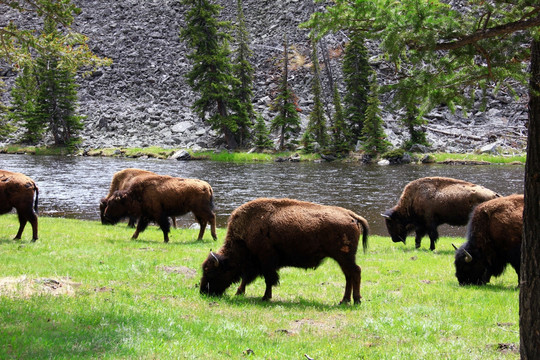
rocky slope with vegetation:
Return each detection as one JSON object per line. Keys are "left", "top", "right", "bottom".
{"left": 1, "top": 0, "right": 529, "bottom": 153}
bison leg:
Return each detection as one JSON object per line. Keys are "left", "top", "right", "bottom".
{"left": 171, "top": 217, "right": 177, "bottom": 229}
{"left": 14, "top": 216, "right": 27, "bottom": 240}
{"left": 15, "top": 207, "right": 38, "bottom": 241}
{"left": 194, "top": 215, "right": 207, "bottom": 241}
{"left": 427, "top": 227, "right": 439, "bottom": 251}
{"left": 262, "top": 270, "right": 279, "bottom": 301}
{"left": 414, "top": 227, "right": 426, "bottom": 249}
{"left": 132, "top": 218, "right": 149, "bottom": 239}
{"left": 236, "top": 272, "right": 258, "bottom": 295}
{"left": 127, "top": 216, "right": 137, "bottom": 228}
{"left": 338, "top": 260, "right": 362, "bottom": 305}
{"left": 209, "top": 214, "right": 217, "bottom": 241}
{"left": 157, "top": 215, "right": 172, "bottom": 243}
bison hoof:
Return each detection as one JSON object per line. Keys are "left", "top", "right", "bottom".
{"left": 31, "top": 238, "right": 38, "bottom": 242}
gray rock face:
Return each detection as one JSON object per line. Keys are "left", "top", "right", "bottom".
{"left": 0, "top": 0, "right": 528, "bottom": 153}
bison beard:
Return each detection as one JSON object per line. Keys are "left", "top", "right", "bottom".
{"left": 454, "top": 194, "right": 523, "bottom": 286}
{"left": 200, "top": 198, "right": 369, "bottom": 304}
{"left": 0, "top": 170, "right": 39, "bottom": 241}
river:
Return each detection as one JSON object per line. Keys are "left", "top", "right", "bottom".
{"left": 0, "top": 154, "right": 525, "bottom": 237}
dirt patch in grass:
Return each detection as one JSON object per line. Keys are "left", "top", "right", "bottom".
{"left": 158, "top": 265, "right": 197, "bottom": 278}
{"left": 0, "top": 276, "right": 81, "bottom": 297}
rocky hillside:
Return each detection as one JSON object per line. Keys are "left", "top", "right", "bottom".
{"left": 1, "top": 0, "right": 529, "bottom": 153}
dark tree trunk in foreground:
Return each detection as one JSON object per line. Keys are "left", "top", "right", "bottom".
{"left": 520, "top": 39, "right": 540, "bottom": 359}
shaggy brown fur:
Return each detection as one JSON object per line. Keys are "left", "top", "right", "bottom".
{"left": 200, "top": 198, "right": 369, "bottom": 304}
{"left": 454, "top": 194, "right": 523, "bottom": 285}
{"left": 100, "top": 168, "right": 176, "bottom": 228}
{"left": 0, "top": 170, "right": 39, "bottom": 241}
{"left": 102, "top": 174, "right": 217, "bottom": 243}
{"left": 382, "top": 177, "right": 499, "bottom": 250}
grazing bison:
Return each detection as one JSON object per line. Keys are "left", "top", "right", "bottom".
{"left": 382, "top": 177, "right": 499, "bottom": 250}
{"left": 200, "top": 198, "right": 369, "bottom": 304}
{"left": 0, "top": 170, "right": 39, "bottom": 241}
{"left": 100, "top": 168, "right": 176, "bottom": 228}
{"left": 454, "top": 194, "right": 523, "bottom": 286}
{"left": 102, "top": 174, "right": 217, "bottom": 243}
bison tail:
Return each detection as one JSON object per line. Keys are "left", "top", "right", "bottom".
{"left": 34, "top": 184, "right": 39, "bottom": 214}
{"left": 350, "top": 212, "right": 369, "bottom": 253}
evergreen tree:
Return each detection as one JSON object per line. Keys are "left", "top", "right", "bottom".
{"left": 271, "top": 35, "right": 300, "bottom": 150}
{"left": 253, "top": 113, "right": 274, "bottom": 150}
{"left": 232, "top": 0, "right": 254, "bottom": 146}
{"left": 330, "top": 85, "right": 350, "bottom": 154}
{"left": 342, "top": 31, "right": 371, "bottom": 145}
{"left": 361, "top": 79, "right": 390, "bottom": 156}
{"left": 9, "top": 16, "right": 85, "bottom": 146}
{"left": 9, "top": 65, "right": 45, "bottom": 143}
{"left": 302, "top": 37, "right": 328, "bottom": 151}
{"left": 180, "top": 0, "right": 242, "bottom": 149}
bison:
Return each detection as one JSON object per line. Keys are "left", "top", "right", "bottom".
{"left": 200, "top": 198, "right": 369, "bottom": 304}
{"left": 382, "top": 177, "right": 499, "bottom": 250}
{"left": 102, "top": 174, "right": 217, "bottom": 243}
{"left": 100, "top": 168, "right": 175, "bottom": 228}
{"left": 454, "top": 194, "right": 523, "bottom": 286}
{"left": 0, "top": 170, "right": 39, "bottom": 241}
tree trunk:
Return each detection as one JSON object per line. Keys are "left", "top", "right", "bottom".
{"left": 520, "top": 39, "right": 540, "bottom": 359}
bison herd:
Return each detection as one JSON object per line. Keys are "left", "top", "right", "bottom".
{"left": 1, "top": 167, "right": 524, "bottom": 304}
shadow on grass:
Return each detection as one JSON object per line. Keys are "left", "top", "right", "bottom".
{"left": 201, "top": 292, "right": 358, "bottom": 311}
{"left": 0, "top": 300, "right": 139, "bottom": 359}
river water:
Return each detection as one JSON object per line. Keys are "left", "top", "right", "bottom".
{"left": 0, "top": 154, "right": 525, "bottom": 237}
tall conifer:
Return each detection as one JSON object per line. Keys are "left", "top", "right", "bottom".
{"left": 180, "top": 0, "right": 241, "bottom": 149}
{"left": 271, "top": 35, "right": 300, "bottom": 150}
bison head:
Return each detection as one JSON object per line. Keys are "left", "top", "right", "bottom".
{"left": 200, "top": 251, "right": 238, "bottom": 296}
{"left": 381, "top": 209, "right": 408, "bottom": 244}
{"left": 99, "top": 198, "right": 112, "bottom": 224}
{"left": 102, "top": 191, "right": 132, "bottom": 225}
{"left": 454, "top": 245, "right": 491, "bottom": 285}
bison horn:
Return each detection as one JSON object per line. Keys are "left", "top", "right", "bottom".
{"left": 463, "top": 249, "right": 473, "bottom": 263}
{"left": 210, "top": 251, "right": 220, "bottom": 266}
{"left": 381, "top": 213, "right": 391, "bottom": 219}
{"left": 452, "top": 243, "right": 458, "bottom": 251}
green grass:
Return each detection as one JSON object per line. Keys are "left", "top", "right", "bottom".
{"left": 431, "top": 152, "right": 526, "bottom": 164}
{"left": 0, "top": 215, "right": 519, "bottom": 359}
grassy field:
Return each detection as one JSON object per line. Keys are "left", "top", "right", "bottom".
{"left": 0, "top": 215, "right": 519, "bottom": 359}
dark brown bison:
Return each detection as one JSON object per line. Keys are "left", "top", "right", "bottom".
{"left": 100, "top": 168, "right": 176, "bottom": 228}
{"left": 0, "top": 170, "right": 39, "bottom": 241}
{"left": 200, "top": 198, "right": 369, "bottom": 304}
{"left": 102, "top": 174, "right": 217, "bottom": 243}
{"left": 382, "top": 177, "right": 499, "bottom": 250}
{"left": 454, "top": 194, "right": 523, "bottom": 286}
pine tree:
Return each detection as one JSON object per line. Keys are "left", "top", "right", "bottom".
{"left": 9, "top": 17, "right": 85, "bottom": 146}
{"left": 302, "top": 37, "right": 328, "bottom": 151}
{"left": 253, "top": 113, "right": 274, "bottom": 150}
{"left": 232, "top": 0, "right": 254, "bottom": 146}
{"left": 271, "top": 35, "right": 300, "bottom": 150}
{"left": 330, "top": 85, "right": 350, "bottom": 154}
{"left": 180, "top": 0, "right": 242, "bottom": 149}
{"left": 9, "top": 65, "right": 45, "bottom": 143}
{"left": 342, "top": 31, "right": 371, "bottom": 145}
{"left": 362, "top": 79, "right": 390, "bottom": 156}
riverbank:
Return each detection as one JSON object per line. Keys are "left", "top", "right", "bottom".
{"left": 0, "top": 144, "right": 527, "bottom": 165}
{"left": 0, "top": 215, "right": 519, "bottom": 359}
